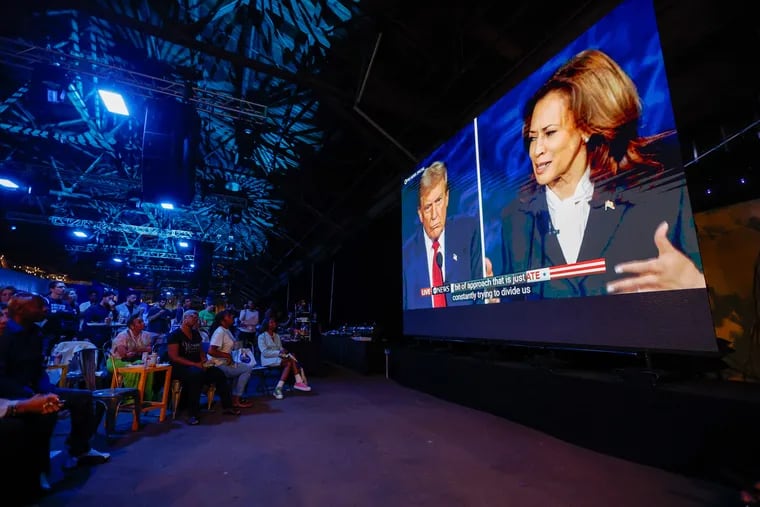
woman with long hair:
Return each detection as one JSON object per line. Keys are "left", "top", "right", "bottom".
{"left": 501, "top": 49, "right": 704, "bottom": 298}
{"left": 258, "top": 317, "right": 312, "bottom": 400}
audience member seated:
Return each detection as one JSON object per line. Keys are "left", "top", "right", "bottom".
{"left": 109, "top": 315, "right": 157, "bottom": 400}
{"left": 0, "top": 286, "right": 15, "bottom": 304}
{"left": 258, "top": 317, "right": 312, "bottom": 400}
{"left": 207, "top": 310, "right": 253, "bottom": 408}
{"left": 167, "top": 310, "right": 239, "bottom": 425}
{"left": 0, "top": 301, "right": 61, "bottom": 501}
{"left": 0, "top": 293, "right": 110, "bottom": 469}
{"left": 0, "top": 393, "right": 63, "bottom": 505}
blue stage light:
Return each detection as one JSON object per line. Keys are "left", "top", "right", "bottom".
{"left": 160, "top": 202, "right": 175, "bottom": 210}
{"left": 97, "top": 90, "right": 129, "bottom": 116}
{"left": 113, "top": 257, "right": 124, "bottom": 263}
{"left": 178, "top": 241, "right": 189, "bottom": 248}
{"left": 72, "top": 230, "right": 88, "bottom": 238}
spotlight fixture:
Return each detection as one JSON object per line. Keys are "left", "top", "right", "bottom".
{"left": 0, "top": 178, "right": 20, "bottom": 189}
{"left": 160, "top": 202, "right": 175, "bottom": 210}
{"left": 97, "top": 89, "right": 129, "bottom": 116}
{"left": 72, "top": 230, "right": 88, "bottom": 238}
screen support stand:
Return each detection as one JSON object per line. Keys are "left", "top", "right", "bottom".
{"left": 644, "top": 351, "right": 654, "bottom": 370}
{"left": 620, "top": 351, "right": 663, "bottom": 388}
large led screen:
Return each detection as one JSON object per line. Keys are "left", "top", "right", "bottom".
{"left": 401, "top": 0, "right": 717, "bottom": 352}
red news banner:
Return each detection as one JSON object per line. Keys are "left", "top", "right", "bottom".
{"left": 420, "top": 258, "right": 606, "bottom": 302}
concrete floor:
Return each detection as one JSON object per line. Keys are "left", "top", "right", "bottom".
{"left": 39, "top": 367, "right": 738, "bottom": 507}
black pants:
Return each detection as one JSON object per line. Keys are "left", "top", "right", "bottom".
{"left": 53, "top": 387, "right": 104, "bottom": 456}
{"left": 0, "top": 411, "right": 57, "bottom": 505}
{"left": 171, "top": 364, "right": 233, "bottom": 417}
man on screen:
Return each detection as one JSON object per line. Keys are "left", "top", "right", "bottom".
{"left": 403, "top": 162, "right": 483, "bottom": 310}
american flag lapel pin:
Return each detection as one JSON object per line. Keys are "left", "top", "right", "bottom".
{"left": 452, "top": 253, "right": 458, "bottom": 262}
{"left": 604, "top": 200, "right": 615, "bottom": 211}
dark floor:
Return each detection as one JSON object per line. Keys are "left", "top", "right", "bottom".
{"left": 39, "top": 366, "right": 738, "bottom": 507}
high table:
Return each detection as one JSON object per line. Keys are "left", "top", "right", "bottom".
{"left": 321, "top": 332, "right": 384, "bottom": 375}
{"left": 111, "top": 363, "right": 173, "bottom": 424}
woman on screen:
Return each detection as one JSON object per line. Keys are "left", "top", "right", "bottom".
{"left": 500, "top": 49, "right": 705, "bottom": 298}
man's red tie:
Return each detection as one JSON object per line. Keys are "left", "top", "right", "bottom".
{"left": 431, "top": 240, "right": 447, "bottom": 308}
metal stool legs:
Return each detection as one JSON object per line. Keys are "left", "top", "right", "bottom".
{"left": 171, "top": 379, "right": 182, "bottom": 420}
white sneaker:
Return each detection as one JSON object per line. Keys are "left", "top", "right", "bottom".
{"left": 273, "top": 387, "right": 283, "bottom": 400}
{"left": 40, "top": 472, "right": 51, "bottom": 491}
{"left": 75, "top": 448, "right": 111, "bottom": 465}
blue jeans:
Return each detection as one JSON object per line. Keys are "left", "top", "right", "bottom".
{"left": 215, "top": 362, "right": 253, "bottom": 397}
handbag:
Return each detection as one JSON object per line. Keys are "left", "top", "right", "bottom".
{"left": 237, "top": 347, "right": 254, "bottom": 365}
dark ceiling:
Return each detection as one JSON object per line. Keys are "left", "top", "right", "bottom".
{"left": 0, "top": 0, "right": 757, "bottom": 302}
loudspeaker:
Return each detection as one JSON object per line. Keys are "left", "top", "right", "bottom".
{"left": 141, "top": 99, "right": 200, "bottom": 206}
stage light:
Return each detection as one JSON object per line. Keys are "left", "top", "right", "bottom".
{"left": 97, "top": 89, "right": 129, "bottom": 116}
{"left": 178, "top": 241, "right": 189, "bottom": 248}
{"left": 190, "top": 263, "right": 196, "bottom": 268}
{"left": 160, "top": 202, "right": 175, "bottom": 210}
{"left": 10, "top": 225, "right": 16, "bottom": 231}
{"left": 72, "top": 230, "right": 88, "bottom": 238}
{"left": 225, "top": 181, "right": 242, "bottom": 192}
{"left": 133, "top": 271, "right": 141, "bottom": 276}
{"left": 706, "top": 188, "right": 712, "bottom": 195}
{"left": 113, "top": 257, "right": 124, "bottom": 263}
{"left": 0, "top": 178, "right": 20, "bottom": 189}
{"left": 740, "top": 177, "right": 746, "bottom": 184}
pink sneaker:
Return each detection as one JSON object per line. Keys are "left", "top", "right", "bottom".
{"left": 293, "top": 382, "right": 312, "bottom": 392}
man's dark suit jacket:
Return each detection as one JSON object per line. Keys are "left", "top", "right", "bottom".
{"left": 498, "top": 177, "right": 701, "bottom": 299}
{"left": 403, "top": 215, "right": 484, "bottom": 310}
